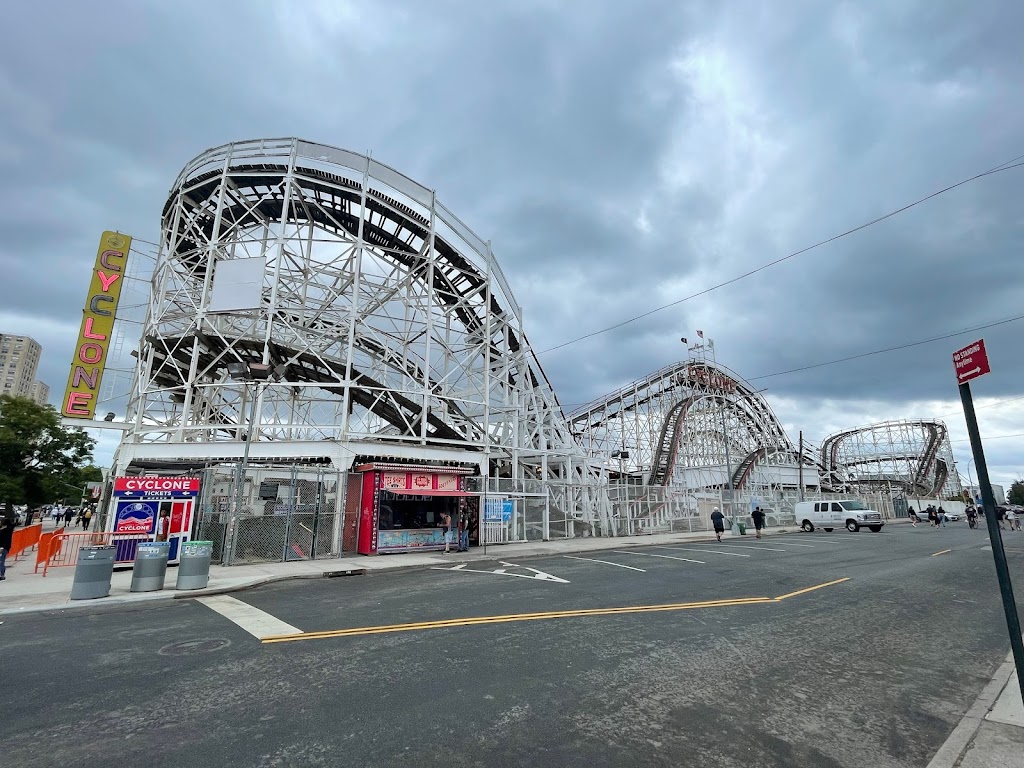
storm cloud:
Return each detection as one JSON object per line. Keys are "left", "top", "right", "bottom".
{"left": 1, "top": 0, "right": 1022, "bottom": 485}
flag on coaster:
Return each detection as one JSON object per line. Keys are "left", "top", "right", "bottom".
{"left": 696, "top": 330, "right": 704, "bottom": 338}
{"left": 680, "top": 337, "right": 688, "bottom": 344}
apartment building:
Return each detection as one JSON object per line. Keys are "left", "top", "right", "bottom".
{"left": 0, "top": 334, "right": 49, "bottom": 404}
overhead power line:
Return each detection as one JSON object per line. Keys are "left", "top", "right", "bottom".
{"left": 745, "top": 312, "right": 1024, "bottom": 383}
{"left": 554, "top": 310, "right": 1024, "bottom": 413}
{"left": 951, "top": 432, "right": 1024, "bottom": 443}
{"left": 538, "top": 155, "right": 1024, "bottom": 355}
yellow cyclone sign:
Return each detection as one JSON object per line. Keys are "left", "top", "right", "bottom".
{"left": 62, "top": 230, "right": 132, "bottom": 419}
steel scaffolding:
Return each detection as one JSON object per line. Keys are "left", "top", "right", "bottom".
{"left": 116, "top": 138, "right": 603, "bottom": 523}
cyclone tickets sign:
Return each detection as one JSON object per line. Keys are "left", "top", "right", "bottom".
{"left": 113, "top": 477, "right": 201, "bottom": 498}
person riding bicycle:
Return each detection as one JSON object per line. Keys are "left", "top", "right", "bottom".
{"left": 966, "top": 506, "right": 979, "bottom": 529}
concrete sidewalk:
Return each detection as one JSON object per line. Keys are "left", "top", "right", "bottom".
{"left": 0, "top": 525, "right": 759, "bottom": 616}
{"left": 928, "top": 653, "right": 1024, "bottom": 768}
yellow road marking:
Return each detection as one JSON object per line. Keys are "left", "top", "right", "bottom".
{"left": 260, "top": 577, "right": 851, "bottom": 645}
{"left": 931, "top": 549, "right": 952, "bottom": 557}
{"left": 774, "top": 577, "right": 851, "bottom": 601}
{"left": 262, "top": 597, "right": 775, "bottom": 643}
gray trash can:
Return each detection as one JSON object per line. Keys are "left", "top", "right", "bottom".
{"left": 70, "top": 545, "right": 116, "bottom": 600}
{"left": 130, "top": 542, "right": 170, "bottom": 592}
{"left": 176, "top": 540, "right": 213, "bottom": 590}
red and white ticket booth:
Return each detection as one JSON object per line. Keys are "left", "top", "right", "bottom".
{"left": 109, "top": 476, "right": 201, "bottom": 564}
{"left": 355, "top": 464, "right": 477, "bottom": 554}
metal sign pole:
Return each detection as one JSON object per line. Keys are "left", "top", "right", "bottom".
{"left": 959, "top": 380, "right": 1024, "bottom": 703}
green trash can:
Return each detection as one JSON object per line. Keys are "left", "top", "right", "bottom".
{"left": 737, "top": 522, "right": 747, "bottom": 535}
{"left": 176, "top": 540, "right": 213, "bottom": 590}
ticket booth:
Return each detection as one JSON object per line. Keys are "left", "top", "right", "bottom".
{"left": 109, "top": 476, "right": 201, "bottom": 564}
{"left": 355, "top": 464, "right": 477, "bottom": 554}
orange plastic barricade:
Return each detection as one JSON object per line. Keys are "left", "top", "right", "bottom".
{"left": 41, "top": 532, "right": 150, "bottom": 576}
{"left": 10, "top": 522, "right": 42, "bottom": 561}
{"left": 34, "top": 527, "right": 65, "bottom": 573}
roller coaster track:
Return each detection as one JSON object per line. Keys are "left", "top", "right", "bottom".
{"left": 140, "top": 139, "right": 572, "bottom": 449}
{"left": 820, "top": 419, "right": 951, "bottom": 495}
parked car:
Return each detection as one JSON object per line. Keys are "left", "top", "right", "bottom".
{"left": 742, "top": 507, "right": 796, "bottom": 529}
{"left": 910, "top": 509, "right": 962, "bottom": 523}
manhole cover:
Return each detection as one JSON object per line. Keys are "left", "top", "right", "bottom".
{"left": 158, "top": 637, "right": 231, "bottom": 656}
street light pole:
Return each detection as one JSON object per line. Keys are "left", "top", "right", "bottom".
{"left": 719, "top": 403, "right": 734, "bottom": 524}
{"left": 223, "top": 360, "right": 271, "bottom": 566}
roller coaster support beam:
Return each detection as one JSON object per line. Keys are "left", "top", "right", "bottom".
{"left": 959, "top": 376, "right": 1024, "bottom": 705}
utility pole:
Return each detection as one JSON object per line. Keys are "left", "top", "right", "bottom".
{"left": 798, "top": 430, "right": 804, "bottom": 502}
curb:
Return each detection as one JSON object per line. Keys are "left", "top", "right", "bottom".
{"left": 0, "top": 568, "right": 372, "bottom": 616}
{"left": 0, "top": 526, "right": 831, "bottom": 617}
{"left": 927, "top": 654, "right": 1017, "bottom": 768}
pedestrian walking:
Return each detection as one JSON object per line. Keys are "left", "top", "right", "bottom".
{"left": 711, "top": 507, "right": 726, "bottom": 542}
{"left": 938, "top": 506, "right": 947, "bottom": 527}
{"left": 1007, "top": 508, "right": 1017, "bottom": 532}
{"left": 908, "top": 506, "right": 918, "bottom": 527}
{"left": 0, "top": 509, "right": 14, "bottom": 581}
{"left": 63, "top": 507, "right": 73, "bottom": 526}
{"left": 82, "top": 507, "right": 93, "bottom": 531}
{"left": 751, "top": 506, "right": 766, "bottom": 539}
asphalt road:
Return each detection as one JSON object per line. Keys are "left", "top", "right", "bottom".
{"left": 5, "top": 523, "right": 1024, "bottom": 767}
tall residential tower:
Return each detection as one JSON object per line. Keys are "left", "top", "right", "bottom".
{"left": 0, "top": 334, "right": 48, "bottom": 405}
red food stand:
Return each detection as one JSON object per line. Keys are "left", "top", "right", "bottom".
{"left": 355, "top": 464, "right": 477, "bottom": 554}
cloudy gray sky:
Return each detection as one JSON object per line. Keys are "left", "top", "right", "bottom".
{"left": 2, "top": 0, "right": 1022, "bottom": 487}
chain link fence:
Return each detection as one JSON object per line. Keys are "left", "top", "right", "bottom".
{"left": 193, "top": 465, "right": 345, "bottom": 565}
{"left": 187, "top": 463, "right": 912, "bottom": 561}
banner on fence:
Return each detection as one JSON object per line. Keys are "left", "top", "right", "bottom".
{"left": 484, "top": 498, "right": 514, "bottom": 523}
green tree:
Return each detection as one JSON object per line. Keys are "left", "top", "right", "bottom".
{"left": 0, "top": 395, "right": 97, "bottom": 506}
{"left": 1009, "top": 480, "right": 1024, "bottom": 507}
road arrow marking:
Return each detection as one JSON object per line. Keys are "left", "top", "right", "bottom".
{"left": 430, "top": 563, "right": 569, "bottom": 583}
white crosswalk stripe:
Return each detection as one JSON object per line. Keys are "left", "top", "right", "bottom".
{"left": 563, "top": 555, "right": 646, "bottom": 572}
{"left": 691, "top": 543, "right": 789, "bottom": 553}
{"left": 614, "top": 550, "right": 704, "bottom": 564}
{"left": 654, "top": 546, "right": 748, "bottom": 558}
{"left": 198, "top": 595, "right": 302, "bottom": 640}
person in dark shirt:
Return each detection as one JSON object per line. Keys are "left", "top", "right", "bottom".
{"left": 711, "top": 508, "right": 726, "bottom": 543}
{"left": 0, "top": 510, "right": 14, "bottom": 581}
{"left": 751, "top": 507, "right": 766, "bottom": 539}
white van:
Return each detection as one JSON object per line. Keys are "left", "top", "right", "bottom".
{"left": 794, "top": 500, "right": 885, "bottom": 533}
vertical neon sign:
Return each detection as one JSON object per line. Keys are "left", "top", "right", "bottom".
{"left": 61, "top": 230, "right": 132, "bottom": 419}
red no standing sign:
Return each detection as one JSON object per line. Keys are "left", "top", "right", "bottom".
{"left": 953, "top": 339, "right": 991, "bottom": 384}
